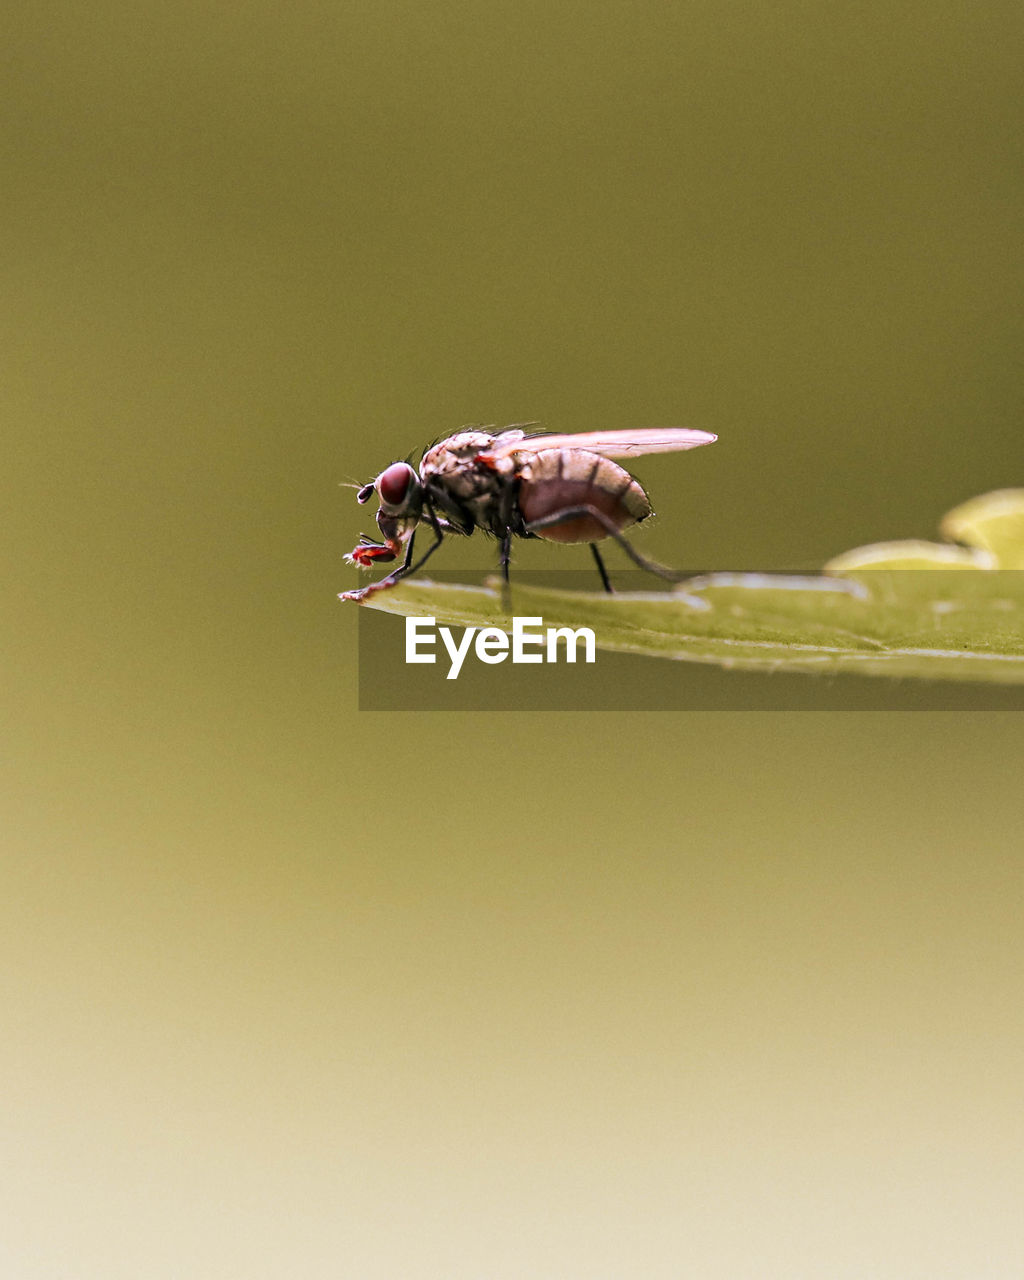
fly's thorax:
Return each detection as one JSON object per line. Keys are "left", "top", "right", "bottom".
{"left": 420, "top": 431, "right": 498, "bottom": 476}
{"left": 517, "top": 449, "right": 652, "bottom": 544}
{"left": 419, "top": 431, "right": 513, "bottom": 534}
{"left": 420, "top": 428, "right": 528, "bottom": 478}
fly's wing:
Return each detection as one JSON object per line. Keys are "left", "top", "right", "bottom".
{"left": 480, "top": 427, "right": 717, "bottom": 461}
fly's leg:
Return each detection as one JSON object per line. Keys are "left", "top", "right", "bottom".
{"left": 494, "top": 474, "right": 522, "bottom": 588}
{"left": 589, "top": 543, "right": 613, "bottom": 593}
{"left": 394, "top": 530, "right": 417, "bottom": 577}
{"left": 340, "top": 530, "right": 418, "bottom": 601}
{"left": 496, "top": 530, "right": 515, "bottom": 611}
{"left": 393, "top": 528, "right": 446, "bottom": 581}
{"left": 341, "top": 505, "right": 448, "bottom": 602}
{"left": 387, "top": 495, "right": 449, "bottom": 584}
{"left": 524, "top": 506, "right": 686, "bottom": 584}
{"left": 490, "top": 474, "right": 522, "bottom": 605}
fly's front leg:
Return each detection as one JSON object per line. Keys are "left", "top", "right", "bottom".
{"left": 340, "top": 530, "right": 418, "bottom": 602}
{"left": 388, "top": 530, "right": 418, "bottom": 581}
{"left": 340, "top": 504, "right": 449, "bottom": 603}
{"left": 524, "top": 506, "right": 686, "bottom": 585}
{"left": 387, "top": 492, "right": 450, "bottom": 583}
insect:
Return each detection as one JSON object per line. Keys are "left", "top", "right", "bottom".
{"left": 340, "top": 424, "right": 717, "bottom": 601}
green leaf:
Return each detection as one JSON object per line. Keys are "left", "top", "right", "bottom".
{"left": 344, "top": 489, "right": 1024, "bottom": 684}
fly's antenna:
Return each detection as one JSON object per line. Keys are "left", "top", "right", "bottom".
{"left": 339, "top": 476, "right": 378, "bottom": 504}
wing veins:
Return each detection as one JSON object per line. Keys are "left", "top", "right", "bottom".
{"left": 482, "top": 428, "right": 717, "bottom": 461}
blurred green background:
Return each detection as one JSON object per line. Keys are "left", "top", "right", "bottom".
{"left": 4, "top": 1, "right": 1024, "bottom": 1275}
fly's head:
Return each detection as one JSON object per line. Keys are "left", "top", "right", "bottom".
{"left": 347, "top": 461, "right": 423, "bottom": 566}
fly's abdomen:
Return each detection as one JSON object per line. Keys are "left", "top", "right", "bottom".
{"left": 517, "top": 450, "right": 652, "bottom": 544}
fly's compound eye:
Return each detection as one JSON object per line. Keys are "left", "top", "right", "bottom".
{"left": 377, "top": 462, "right": 416, "bottom": 509}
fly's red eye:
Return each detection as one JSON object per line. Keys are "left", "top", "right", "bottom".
{"left": 378, "top": 462, "right": 414, "bottom": 507}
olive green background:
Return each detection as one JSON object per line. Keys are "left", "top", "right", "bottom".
{"left": 4, "top": 1, "right": 1024, "bottom": 1275}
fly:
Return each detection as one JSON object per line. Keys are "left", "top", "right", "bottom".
{"left": 339, "top": 425, "right": 717, "bottom": 601}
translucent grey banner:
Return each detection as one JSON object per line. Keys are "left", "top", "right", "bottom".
{"left": 353, "top": 570, "right": 1024, "bottom": 711}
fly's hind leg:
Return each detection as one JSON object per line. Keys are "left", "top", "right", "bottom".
{"left": 525, "top": 506, "right": 685, "bottom": 585}
{"left": 589, "top": 543, "right": 613, "bottom": 593}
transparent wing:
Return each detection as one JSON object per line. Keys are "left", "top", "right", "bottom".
{"left": 481, "top": 427, "right": 717, "bottom": 461}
